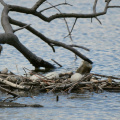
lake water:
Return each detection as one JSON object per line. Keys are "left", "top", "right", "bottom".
{"left": 0, "top": 0, "right": 120, "bottom": 120}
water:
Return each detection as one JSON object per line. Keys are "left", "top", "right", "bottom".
{"left": 0, "top": 0, "right": 120, "bottom": 119}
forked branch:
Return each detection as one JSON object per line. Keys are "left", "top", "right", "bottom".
{"left": 9, "top": 18, "right": 93, "bottom": 64}
{"left": 0, "top": 0, "right": 119, "bottom": 68}
{"left": 32, "top": 0, "right": 46, "bottom": 10}
{"left": 6, "top": 0, "right": 112, "bottom": 22}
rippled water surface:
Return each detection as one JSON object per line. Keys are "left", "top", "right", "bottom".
{"left": 0, "top": 0, "right": 120, "bottom": 120}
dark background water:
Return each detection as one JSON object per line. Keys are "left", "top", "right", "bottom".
{"left": 0, "top": 0, "right": 120, "bottom": 119}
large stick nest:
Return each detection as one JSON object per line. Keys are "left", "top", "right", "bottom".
{"left": 0, "top": 68, "right": 120, "bottom": 98}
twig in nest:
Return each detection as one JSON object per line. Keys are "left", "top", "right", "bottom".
{"left": 0, "top": 78, "right": 30, "bottom": 90}
{"left": 23, "top": 67, "right": 27, "bottom": 77}
{"left": 23, "top": 67, "right": 50, "bottom": 85}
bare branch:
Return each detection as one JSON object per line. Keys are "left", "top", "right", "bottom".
{"left": 93, "top": 0, "right": 98, "bottom": 13}
{"left": 64, "top": 18, "right": 77, "bottom": 38}
{"left": 0, "top": 0, "right": 7, "bottom": 6}
{"left": 63, "top": 18, "right": 73, "bottom": 41}
{"left": 6, "top": 0, "right": 115, "bottom": 23}
{"left": 93, "top": 0, "right": 102, "bottom": 24}
{"left": 32, "top": 0, "right": 46, "bottom": 11}
{"left": 13, "top": 24, "right": 31, "bottom": 33}
{"left": 1, "top": 0, "right": 118, "bottom": 67}
{"left": 70, "top": 18, "right": 77, "bottom": 34}
{"left": 9, "top": 17, "right": 55, "bottom": 51}
{"left": 48, "top": 43, "right": 55, "bottom": 52}
{"left": 104, "top": 0, "right": 111, "bottom": 11}
{"left": 51, "top": 59, "right": 62, "bottom": 67}
{"left": 69, "top": 45, "right": 90, "bottom": 51}
{"left": 108, "top": 6, "right": 120, "bottom": 8}
{"left": 46, "top": 0, "right": 112, "bottom": 22}
{"left": 46, "top": 1, "right": 73, "bottom": 41}
{"left": 40, "top": 3, "right": 72, "bottom": 13}
{"left": 9, "top": 18, "right": 93, "bottom": 64}
{"left": 1, "top": 4, "right": 13, "bottom": 33}
{"left": 95, "top": 17, "right": 102, "bottom": 24}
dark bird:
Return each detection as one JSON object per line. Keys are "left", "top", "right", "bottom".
{"left": 0, "top": 45, "right": 3, "bottom": 55}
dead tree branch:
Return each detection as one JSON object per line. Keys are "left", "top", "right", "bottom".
{"left": 69, "top": 45, "right": 90, "bottom": 51}
{"left": 40, "top": 3, "right": 72, "bottom": 13}
{"left": 108, "top": 6, "right": 120, "bottom": 8}
{"left": 9, "top": 18, "right": 93, "bottom": 64}
{"left": 13, "top": 24, "right": 31, "bottom": 33}
{"left": 6, "top": 0, "right": 111, "bottom": 22}
{"left": 46, "top": 1, "right": 73, "bottom": 41}
{"left": 32, "top": 0, "right": 46, "bottom": 11}
{"left": 0, "top": 0, "right": 119, "bottom": 68}
{"left": 93, "top": 0, "right": 102, "bottom": 24}
{"left": 1, "top": 3, "right": 13, "bottom": 33}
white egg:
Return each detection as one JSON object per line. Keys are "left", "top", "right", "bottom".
{"left": 45, "top": 72, "right": 59, "bottom": 80}
{"left": 70, "top": 73, "right": 83, "bottom": 82}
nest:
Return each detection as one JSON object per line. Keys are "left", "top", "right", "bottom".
{"left": 0, "top": 70, "right": 120, "bottom": 99}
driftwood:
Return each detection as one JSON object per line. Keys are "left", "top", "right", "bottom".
{"left": 0, "top": 102, "right": 43, "bottom": 107}
{"left": 0, "top": 78, "right": 30, "bottom": 90}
